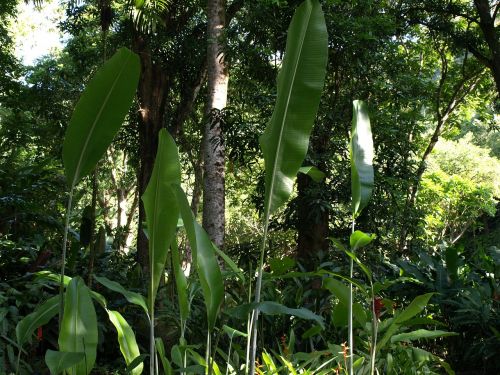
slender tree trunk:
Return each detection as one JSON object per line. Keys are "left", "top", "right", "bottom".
{"left": 133, "top": 35, "right": 169, "bottom": 271}
{"left": 296, "top": 174, "right": 329, "bottom": 270}
{"left": 473, "top": 0, "right": 500, "bottom": 97}
{"left": 203, "top": 0, "right": 229, "bottom": 249}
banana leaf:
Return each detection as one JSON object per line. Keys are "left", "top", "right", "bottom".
{"left": 350, "top": 100, "right": 374, "bottom": 216}
{"left": 259, "top": 0, "right": 328, "bottom": 218}
{"left": 58, "top": 277, "right": 98, "bottom": 375}
{"left": 172, "top": 184, "right": 223, "bottom": 332}
{"left": 63, "top": 47, "right": 140, "bottom": 187}
{"left": 142, "top": 128, "right": 181, "bottom": 310}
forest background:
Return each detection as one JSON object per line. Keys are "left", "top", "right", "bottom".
{"left": 0, "top": 0, "right": 499, "bottom": 374}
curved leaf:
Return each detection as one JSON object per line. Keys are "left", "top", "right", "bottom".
{"left": 394, "top": 292, "right": 434, "bottom": 324}
{"left": 391, "top": 329, "right": 458, "bottom": 343}
{"left": 16, "top": 295, "right": 59, "bottom": 347}
{"left": 142, "top": 128, "right": 181, "bottom": 309}
{"left": 260, "top": 0, "right": 328, "bottom": 217}
{"left": 45, "top": 350, "right": 85, "bottom": 375}
{"left": 349, "top": 230, "right": 375, "bottom": 250}
{"left": 63, "top": 47, "right": 140, "bottom": 187}
{"left": 106, "top": 310, "right": 143, "bottom": 374}
{"left": 58, "top": 277, "right": 98, "bottom": 375}
{"left": 94, "top": 275, "right": 149, "bottom": 317}
{"left": 350, "top": 100, "right": 374, "bottom": 216}
{"left": 298, "top": 166, "right": 325, "bottom": 182}
{"left": 227, "top": 301, "right": 324, "bottom": 328}
{"left": 172, "top": 184, "right": 223, "bottom": 332}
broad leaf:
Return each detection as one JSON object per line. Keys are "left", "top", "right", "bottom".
{"left": 394, "top": 293, "right": 434, "bottom": 324}
{"left": 63, "top": 47, "right": 140, "bottom": 187}
{"left": 222, "top": 325, "right": 248, "bottom": 338}
{"left": 391, "top": 329, "right": 458, "bottom": 343}
{"left": 58, "top": 277, "right": 98, "bottom": 375}
{"left": 377, "top": 293, "right": 435, "bottom": 351}
{"left": 227, "top": 301, "right": 324, "bottom": 328}
{"left": 142, "top": 128, "right": 181, "bottom": 310}
{"left": 94, "top": 275, "right": 149, "bottom": 317}
{"left": 172, "top": 184, "right": 223, "bottom": 332}
{"left": 350, "top": 100, "right": 374, "bottom": 216}
{"left": 16, "top": 295, "right": 59, "bottom": 347}
{"left": 45, "top": 350, "right": 85, "bottom": 375}
{"left": 349, "top": 230, "right": 375, "bottom": 250}
{"left": 260, "top": 0, "right": 328, "bottom": 217}
{"left": 298, "top": 166, "right": 325, "bottom": 182}
{"left": 106, "top": 310, "right": 143, "bottom": 375}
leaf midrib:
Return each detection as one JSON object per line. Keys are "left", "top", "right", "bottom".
{"left": 70, "top": 52, "right": 132, "bottom": 188}
{"left": 265, "top": 3, "right": 313, "bottom": 217}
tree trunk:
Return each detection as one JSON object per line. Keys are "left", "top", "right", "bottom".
{"left": 296, "top": 173, "right": 329, "bottom": 270}
{"left": 133, "top": 35, "right": 169, "bottom": 271}
{"left": 474, "top": 0, "right": 500, "bottom": 97}
{"left": 203, "top": 0, "right": 229, "bottom": 249}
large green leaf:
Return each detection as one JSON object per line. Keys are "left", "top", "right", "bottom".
{"left": 350, "top": 100, "right": 374, "bottom": 216}
{"left": 94, "top": 275, "right": 149, "bottom": 318}
{"left": 106, "top": 310, "right": 143, "bottom": 374}
{"left": 16, "top": 295, "right": 59, "bottom": 347}
{"left": 45, "top": 350, "right": 85, "bottom": 375}
{"left": 63, "top": 47, "right": 140, "bottom": 187}
{"left": 226, "top": 301, "right": 324, "bottom": 328}
{"left": 390, "top": 329, "right": 458, "bottom": 343}
{"left": 172, "top": 184, "right": 223, "bottom": 332}
{"left": 58, "top": 277, "right": 98, "bottom": 375}
{"left": 142, "top": 128, "right": 181, "bottom": 310}
{"left": 377, "top": 293, "right": 435, "bottom": 351}
{"left": 394, "top": 293, "right": 434, "bottom": 324}
{"left": 259, "top": 0, "right": 328, "bottom": 217}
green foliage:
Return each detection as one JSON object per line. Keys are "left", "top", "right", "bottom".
{"left": 63, "top": 47, "right": 140, "bottom": 187}
{"left": 260, "top": 0, "right": 328, "bottom": 217}
{"left": 45, "top": 350, "right": 85, "bottom": 375}
{"left": 58, "top": 277, "right": 98, "bottom": 375}
{"left": 350, "top": 100, "right": 374, "bottom": 217}
{"left": 16, "top": 295, "right": 59, "bottom": 347}
{"left": 142, "top": 129, "right": 181, "bottom": 309}
{"left": 419, "top": 134, "right": 499, "bottom": 246}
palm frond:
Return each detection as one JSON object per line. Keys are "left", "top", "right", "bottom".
{"left": 129, "top": 0, "right": 171, "bottom": 34}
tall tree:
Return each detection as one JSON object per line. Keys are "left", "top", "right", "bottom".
{"left": 203, "top": 0, "right": 229, "bottom": 248}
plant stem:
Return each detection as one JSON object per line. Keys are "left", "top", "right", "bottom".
{"left": 370, "top": 282, "right": 378, "bottom": 375}
{"left": 348, "top": 218, "right": 355, "bottom": 375}
{"left": 59, "top": 188, "right": 74, "bottom": 331}
{"left": 150, "top": 285, "right": 155, "bottom": 375}
{"left": 206, "top": 332, "right": 213, "bottom": 375}
{"left": 248, "top": 215, "right": 270, "bottom": 375}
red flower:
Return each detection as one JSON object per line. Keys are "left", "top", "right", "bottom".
{"left": 374, "top": 297, "right": 384, "bottom": 319}
{"left": 37, "top": 326, "right": 43, "bottom": 341}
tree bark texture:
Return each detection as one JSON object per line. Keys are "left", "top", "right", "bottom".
{"left": 133, "top": 35, "right": 169, "bottom": 271}
{"left": 296, "top": 172, "right": 329, "bottom": 270}
{"left": 203, "top": 0, "right": 229, "bottom": 249}
{"left": 473, "top": 0, "right": 500, "bottom": 98}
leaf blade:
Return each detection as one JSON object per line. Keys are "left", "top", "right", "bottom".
{"left": 142, "top": 129, "right": 181, "bottom": 309}
{"left": 63, "top": 47, "right": 140, "bottom": 186}
{"left": 260, "top": 0, "right": 328, "bottom": 217}
{"left": 350, "top": 100, "right": 374, "bottom": 216}
{"left": 58, "top": 277, "right": 98, "bottom": 375}
{"left": 16, "top": 295, "right": 59, "bottom": 347}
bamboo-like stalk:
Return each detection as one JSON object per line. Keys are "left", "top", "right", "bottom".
{"left": 348, "top": 218, "right": 355, "bottom": 375}
{"left": 247, "top": 215, "right": 270, "bottom": 375}
{"left": 58, "top": 188, "right": 74, "bottom": 329}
